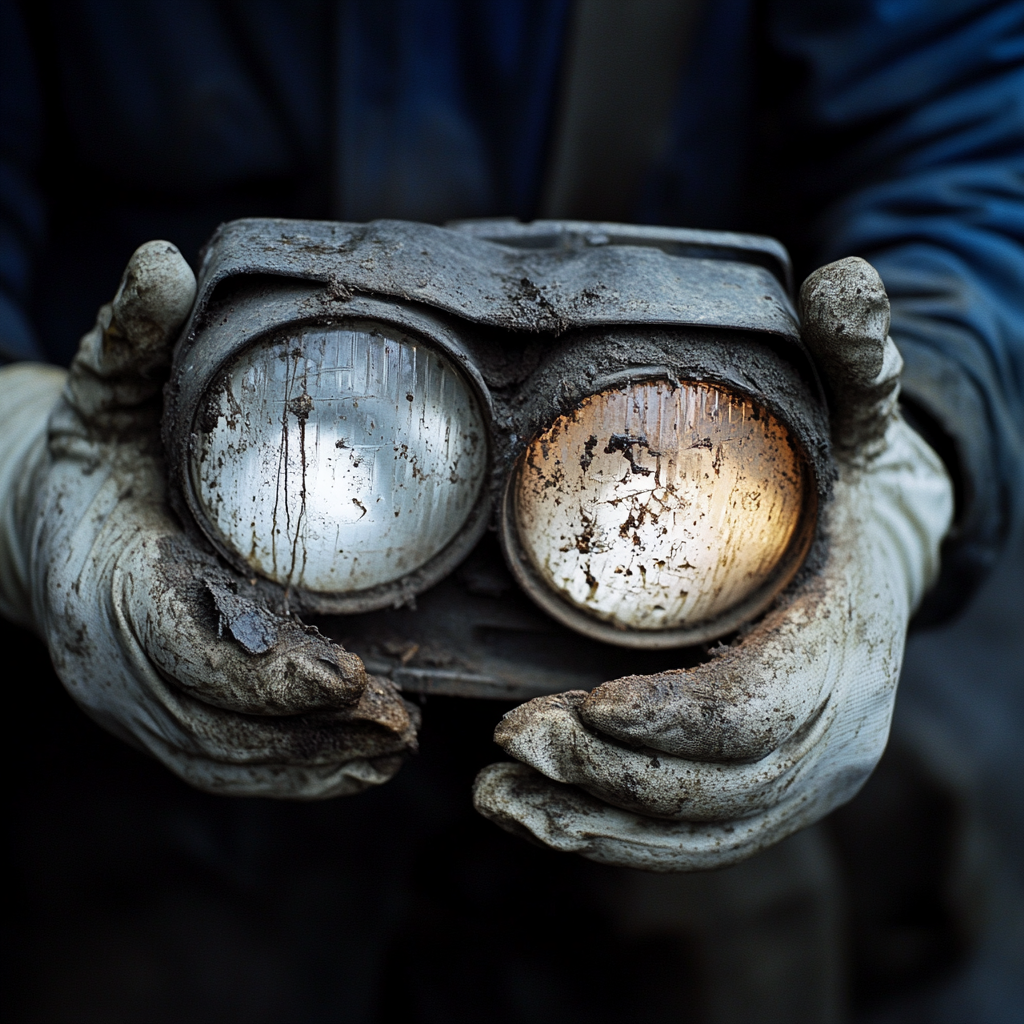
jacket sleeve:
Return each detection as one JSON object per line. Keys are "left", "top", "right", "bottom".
{"left": 768, "top": 0, "right": 1024, "bottom": 621}
{"left": 0, "top": 0, "right": 46, "bottom": 364}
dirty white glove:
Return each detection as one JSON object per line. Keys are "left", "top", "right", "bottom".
{"left": 0, "top": 242, "right": 417, "bottom": 797}
{"left": 473, "top": 257, "right": 954, "bottom": 870}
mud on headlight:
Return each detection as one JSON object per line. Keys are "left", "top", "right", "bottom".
{"left": 499, "top": 371, "right": 816, "bottom": 649}
{"left": 166, "top": 291, "right": 492, "bottom": 614}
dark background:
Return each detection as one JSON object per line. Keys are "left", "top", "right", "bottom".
{"left": 3, "top": 2, "right": 1022, "bottom": 1020}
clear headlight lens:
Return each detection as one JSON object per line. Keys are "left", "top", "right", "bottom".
{"left": 192, "top": 322, "right": 488, "bottom": 595}
{"left": 508, "top": 379, "right": 809, "bottom": 641}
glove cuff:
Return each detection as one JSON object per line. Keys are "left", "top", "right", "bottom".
{"left": 0, "top": 363, "right": 67, "bottom": 627}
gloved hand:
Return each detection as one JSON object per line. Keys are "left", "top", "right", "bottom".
{"left": 0, "top": 242, "right": 417, "bottom": 797}
{"left": 473, "top": 257, "right": 954, "bottom": 870}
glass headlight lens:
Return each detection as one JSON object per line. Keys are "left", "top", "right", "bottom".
{"left": 192, "top": 321, "right": 488, "bottom": 596}
{"left": 505, "top": 379, "right": 811, "bottom": 645}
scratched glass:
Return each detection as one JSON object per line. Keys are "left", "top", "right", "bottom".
{"left": 192, "top": 323, "right": 487, "bottom": 593}
{"left": 514, "top": 380, "right": 806, "bottom": 631}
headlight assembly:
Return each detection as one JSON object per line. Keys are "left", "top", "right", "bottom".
{"left": 165, "top": 218, "right": 831, "bottom": 692}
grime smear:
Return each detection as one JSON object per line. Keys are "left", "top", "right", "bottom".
{"left": 516, "top": 380, "right": 806, "bottom": 631}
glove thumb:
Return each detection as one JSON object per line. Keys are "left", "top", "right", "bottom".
{"left": 67, "top": 241, "right": 196, "bottom": 423}
{"left": 799, "top": 256, "right": 901, "bottom": 460}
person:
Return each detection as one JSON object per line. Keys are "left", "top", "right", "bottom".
{"left": 1, "top": 1, "right": 1021, "bottom": 1019}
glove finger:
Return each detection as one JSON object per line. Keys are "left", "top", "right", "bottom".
{"left": 473, "top": 762, "right": 805, "bottom": 871}
{"left": 67, "top": 241, "right": 196, "bottom": 422}
{"left": 114, "top": 522, "right": 370, "bottom": 716}
{"left": 493, "top": 691, "right": 832, "bottom": 821}
{"left": 798, "top": 256, "right": 901, "bottom": 455}
{"left": 141, "top": 664, "right": 419, "bottom": 768}
{"left": 573, "top": 560, "right": 839, "bottom": 761}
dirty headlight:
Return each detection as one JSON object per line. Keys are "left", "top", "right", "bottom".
{"left": 501, "top": 379, "right": 814, "bottom": 648}
{"left": 192, "top": 321, "right": 488, "bottom": 601}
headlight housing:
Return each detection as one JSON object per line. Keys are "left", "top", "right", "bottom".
{"left": 165, "top": 218, "right": 831, "bottom": 689}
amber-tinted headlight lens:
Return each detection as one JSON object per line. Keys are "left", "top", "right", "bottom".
{"left": 503, "top": 379, "right": 812, "bottom": 646}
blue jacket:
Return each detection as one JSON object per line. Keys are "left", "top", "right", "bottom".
{"left": 2, "top": 0, "right": 1022, "bottom": 618}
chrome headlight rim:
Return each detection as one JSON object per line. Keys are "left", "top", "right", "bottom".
{"left": 498, "top": 367, "right": 819, "bottom": 650}
{"left": 173, "top": 291, "right": 495, "bottom": 616}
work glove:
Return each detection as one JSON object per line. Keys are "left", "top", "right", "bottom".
{"left": 473, "top": 257, "right": 954, "bottom": 870}
{"left": 0, "top": 242, "right": 417, "bottom": 797}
